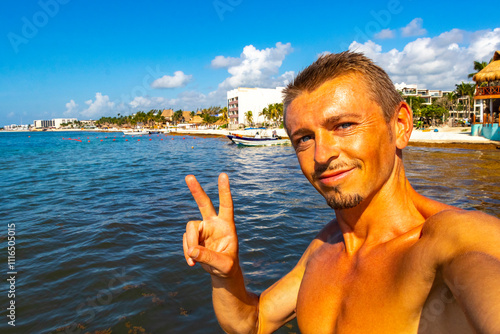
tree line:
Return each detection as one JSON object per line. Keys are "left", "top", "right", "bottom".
{"left": 401, "top": 59, "right": 489, "bottom": 127}
{"left": 93, "top": 107, "right": 229, "bottom": 128}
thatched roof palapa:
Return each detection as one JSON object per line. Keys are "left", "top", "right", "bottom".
{"left": 189, "top": 115, "right": 204, "bottom": 124}
{"left": 473, "top": 51, "right": 500, "bottom": 82}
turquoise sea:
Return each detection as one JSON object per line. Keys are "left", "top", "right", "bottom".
{"left": 0, "top": 131, "right": 499, "bottom": 333}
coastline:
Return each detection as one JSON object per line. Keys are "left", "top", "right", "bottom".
{"left": 2, "top": 127, "right": 499, "bottom": 149}
{"left": 173, "top": 127, "right": 500, "bottom": 149}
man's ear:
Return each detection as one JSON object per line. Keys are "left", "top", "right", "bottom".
{"left": 394, "top": 102, "right": 413, "bottom": 150}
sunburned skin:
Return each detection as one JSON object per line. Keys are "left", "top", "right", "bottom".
{"left": 183, "top": 70, "right": 500, "bottom": 334}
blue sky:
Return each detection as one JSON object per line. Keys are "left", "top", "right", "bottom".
{"left": 1, "top": 0, "right": 499, "bottom": 126}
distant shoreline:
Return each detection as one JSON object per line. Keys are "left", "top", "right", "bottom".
{"left": 2, "top": 127, "right": 499, "bottom": 149}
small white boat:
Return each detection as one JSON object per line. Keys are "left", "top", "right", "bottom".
{"left": 123, "top": 129, "right": 149, "bottom": 135}
{"left": 227, "top": 131, "right": 290, "bottom": 147}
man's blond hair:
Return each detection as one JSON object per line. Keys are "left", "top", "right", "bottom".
{"left": 283, "top": 51, "right": 402, "bottom": 123}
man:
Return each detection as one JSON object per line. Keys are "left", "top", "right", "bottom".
{"left": 183, "top": 51, "right": 500, "bottom": 333}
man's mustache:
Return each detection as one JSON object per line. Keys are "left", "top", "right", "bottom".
{"left": 313, "top": 160, "right": 362, "bottom": 180}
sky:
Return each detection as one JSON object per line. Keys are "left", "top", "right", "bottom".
{"left": 1, "top": 0, "right": 499, "bottom": 127}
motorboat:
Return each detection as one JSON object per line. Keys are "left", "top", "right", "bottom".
{"left": 122, "top": 129, "right": 149, "bottom": 135}
{"left": 227, "top": 131, "right": 290, "bottom": 146}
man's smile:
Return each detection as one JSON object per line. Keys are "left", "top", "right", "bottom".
{"left": 317, "top": 167, "right": 356, "bottom": 186}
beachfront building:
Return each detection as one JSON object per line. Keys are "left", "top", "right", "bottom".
{"left": 395, "top": 83, "right": 471, "bottom": 121}
{"left": 3, "top": 124, "right": 30, "bottom": 131}
{"left": 472, "top": 50, "right": 500, "bottom": 140}
{"left": 34, "top": 118, "right": 78, "bottom": 129}
{"left": 396, "top": 83, "right": 452, "bottom": 105}
{"left": 161, "top": 109, "right": 174, "bottom": 122}
{"left": 227, "top": 87, "right": 285, "bottom": 129}
{"left": 181, "top": 111, "right": 193, "bottom": 123}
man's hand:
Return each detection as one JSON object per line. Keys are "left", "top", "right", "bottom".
{"left": 183, "top": 173, "right": 239, "bottom": 278}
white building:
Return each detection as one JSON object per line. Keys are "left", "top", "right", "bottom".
{"left": 227, "top": 87, "right": 285, "bottom": 128}
{"left": 34, "top": 118, "right": 78, "bottom": 129}
{"left": 3, "top": 124, "right": 29, "bottom": 131}
{"left": 395, "top": 83, "right": 451, "bottom": 105}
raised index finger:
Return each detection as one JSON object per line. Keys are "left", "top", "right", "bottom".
{"left": 218, "top": 173, "right": 234, "bottom": 222}
{"left": 185, "top": 175, "right": 216, "bottom": 220}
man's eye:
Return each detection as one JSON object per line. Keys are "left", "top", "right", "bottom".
{"left": 338, "top": 123, "right": 353, "bottom": 129}
{"left": 299, "top": 135, "right": 312, "bottom": 143}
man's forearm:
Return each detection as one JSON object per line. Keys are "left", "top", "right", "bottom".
{"left": 211, "top": 265, "right": 260, "bottom": 334}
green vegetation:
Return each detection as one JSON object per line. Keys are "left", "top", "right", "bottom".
{"left": 467, "top": 60, "right": 488, "bottom": 79}
{"left": 401, "top": 58, "right": 487, "bottom": 127}
{"left": 60, "top": 120, "right": 85, "bottom": 128}
{"left": 95, "top": 110, "right": 166, "bottom": 128}
{"left": 260, "top": 103, "right": 284, "bottom": 127}
{"left": 244, "top": 111, "right": 253, "bottom": 126}
{"left": 95, "top": 106, "right": 228, "bottom": 128}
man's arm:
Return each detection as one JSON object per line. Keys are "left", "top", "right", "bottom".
{"left": 183, "top": 173, "right": 317, "bottom": 333}
{"left": 425, "top": 210, "right": 500, "bottom": 332}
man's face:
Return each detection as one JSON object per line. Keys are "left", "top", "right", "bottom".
{"left": 285, "top": 73, "right": 397, "bottom": 210}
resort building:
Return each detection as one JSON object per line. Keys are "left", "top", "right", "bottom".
{"left": 34, "top": 118, "right": 78, "bottom": 129}
{"left": 472, "top": 50, "right": 500, "bottom": 140}
{"left": 395, "top": 83, "right": 452, "bottom": 105}
{"left": 226, "top": 87, "right": 285, "bottom": 128}
{"left": 3, "top": 124, "right": 30, "bottom": 131}
{"left": 395, "top": 83, "right": 472, "bottom": 119}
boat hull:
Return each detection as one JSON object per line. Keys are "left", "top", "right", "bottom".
{"left": 227, "top": 135, "right": 290, "bottom": 147}
{"left": 123, "top": 130, "right": 149, "bottom": 135}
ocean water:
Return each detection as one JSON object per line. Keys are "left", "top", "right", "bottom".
{"left": 0, "top": 131, "right": 498, "bottom": 334}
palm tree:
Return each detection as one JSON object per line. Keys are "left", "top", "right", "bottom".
{"left": 455, "top": 82, "right": 475, "bottom": 113}
{"left": 260, "top": 106, "right": 270, "bottom": 124}
{"left": 173, "top": 109, "right": 183, "bottom": 125}
{"left": 468, "top": 60, "right": 488, "bottom": 79}
{"left": 220, "top": 107, "right": 228, "bottom": 125}
{"left": 244, "top": 111, "right": 253, "bottom": 126}
{"left": 273, "top": 103, "right": 284, "bottom": 126}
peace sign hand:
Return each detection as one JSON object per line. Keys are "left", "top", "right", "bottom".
{"left": 183, "top": 173, "right": 239, "bottom": 278}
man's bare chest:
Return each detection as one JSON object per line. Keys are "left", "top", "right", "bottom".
{"left": 295, "top": 242, "right": 430, "bottom": 333}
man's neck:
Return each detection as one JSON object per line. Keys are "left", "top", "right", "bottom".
{"left": 335, "top": 161, "right": 425, "bottom": 254}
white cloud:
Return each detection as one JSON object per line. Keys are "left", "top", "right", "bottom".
{"left": 468, "top": 28, "right": 500, "bottom": 60}
{"left": 215, "top": 42, "right": 294, "bottom": 90}
{"left": 401, "top": 18, "right": 427, "bottom": 37}
{"left": 375, "top": 28, "right": 395, "bottom": 39}
{"left": 211, "top": 55, "right": 242, "bottom": 68}
{"left": 7, "top": 112, "right": 15, "bottom": 118}
{"left": 151, "top": 71, "right": 192, "bottom": 89}
{"left": 81, "top": 93, "right": 116, "bottom": 118}
{"left": 129, "top": 96, "right": 177, "bottom": 110}
{"left": 347, "top": 28, "right": 500, "bottom": 90}
{"left": 64, "top": 99, "right": 78, "bottom": 116}
{"left": 65, "top": 42, "right": 295, "bottom": 118}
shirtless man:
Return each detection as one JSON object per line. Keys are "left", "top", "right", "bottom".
{"left": 183, "top": 51, "right": 500, "bottom": 333}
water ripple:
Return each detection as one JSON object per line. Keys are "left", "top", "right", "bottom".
{"left": 0, "top": 132, "right": 498, "bottom": 333}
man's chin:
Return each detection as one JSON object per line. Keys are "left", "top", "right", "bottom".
{"left": 326, "top": 193, "right": 364, "bottom": 210}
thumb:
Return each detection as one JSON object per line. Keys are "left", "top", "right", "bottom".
{"left": 188, "top": 247, "right": 234, "bottom": 275}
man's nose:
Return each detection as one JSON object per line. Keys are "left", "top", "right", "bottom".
{"left": 314, "top": 130, "right": 340, "bottom": 165}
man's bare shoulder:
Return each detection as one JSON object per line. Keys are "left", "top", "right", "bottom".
{"left": 296, "top": 219, "right": 343, "bottom": 266}
{"left": 420, "top": 209, "right": 500, "bottom": 264}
